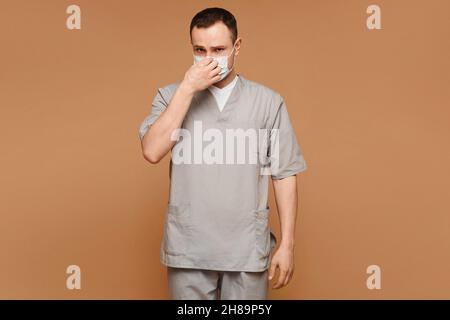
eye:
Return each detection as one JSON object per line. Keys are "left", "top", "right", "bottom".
{"left": 216, "top": 48, "right": 225, "bottom": 52}
{"left": 195, "top": 48, "right": 205, "bottom": 53}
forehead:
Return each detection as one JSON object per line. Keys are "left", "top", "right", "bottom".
{"left": 191, "top": 21, "right": 234, "bottom": 47}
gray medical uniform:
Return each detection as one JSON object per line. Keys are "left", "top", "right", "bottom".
{"left": 139, "top": 74, "right": 307, "bottom": 299}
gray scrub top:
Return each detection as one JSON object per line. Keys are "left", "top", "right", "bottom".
{"left": 139, "top": 74, "right": 307, "bottom": 272}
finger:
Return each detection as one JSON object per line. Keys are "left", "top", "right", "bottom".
{"left": 206, "top": 59, "right": 219, "bottom": 70}
{"left": 283, "top": 270, "right": 292, "bottom": 287}
{"left": 209, "top": 65, "right": 221, "bottom": 77}
{"left": 268, "top": 262, "right": 277, "bottom": 281}
{"left": 273, "top": 269, "right": 288, "bottom": 289}
{"left": 199, "top": 57, "right": 214, "bottom": 66}
{"left": 209, "top": 74, "right": 221, "bottom": 84}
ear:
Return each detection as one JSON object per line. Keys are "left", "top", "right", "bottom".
{"left": 234, "top": 37, "right": 242, "bottom": 56}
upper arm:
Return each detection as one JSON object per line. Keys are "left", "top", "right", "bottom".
{"left": 138, "top": 88, "right": 169, "bottom": 141}
{"left": 268, "top": 95, "right": 307, "bottom": 180}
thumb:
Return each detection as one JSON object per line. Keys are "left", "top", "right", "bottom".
{"left": 268, "top": 262, "right": 277, "bottom": 280}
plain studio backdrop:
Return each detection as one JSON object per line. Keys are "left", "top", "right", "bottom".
{"left": 0, "top": 0, "right": 449, "bottom": 299}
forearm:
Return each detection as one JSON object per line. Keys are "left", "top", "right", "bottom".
{"left": 141, "top": 82, "right": 195, "bottom": 163}
{"left": 272, "top": 175, "right": 298, "bottom": 249}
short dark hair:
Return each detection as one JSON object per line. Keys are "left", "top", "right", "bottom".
{"left": 190, "top": 7, "right": 238, "bottom": 43}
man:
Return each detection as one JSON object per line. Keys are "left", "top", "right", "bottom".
{"left": 138, "top": 7, "right": 307, "bottom": 300}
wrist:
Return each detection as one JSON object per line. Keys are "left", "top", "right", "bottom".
{"left": 179, "top": 80, "right": 196, "bottom": 96}
{"left": 280, "top": 239, "right": 295, "bottom": 250}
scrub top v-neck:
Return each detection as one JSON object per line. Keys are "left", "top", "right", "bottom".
{"left": 139, "top": 74, "right": 307, "bottom": 272}
{"left": 207, "top": 74, "right": 239, "bottom": 112}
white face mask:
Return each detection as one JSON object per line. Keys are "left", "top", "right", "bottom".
{"left": 193, "top": 45, "right": 236, "bottom": 81}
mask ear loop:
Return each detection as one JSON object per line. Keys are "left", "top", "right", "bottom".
{"left": 227, "top": 43, "right": 237, "bottom": 73}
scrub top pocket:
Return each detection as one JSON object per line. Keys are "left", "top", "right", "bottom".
{"left": 163, "top": 203, "right": 192, "bottom": 256}
{"left": 254, "top": 207, "right": 271, "bottom": 258}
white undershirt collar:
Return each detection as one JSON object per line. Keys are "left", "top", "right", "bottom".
{"left": 208, "top": 75, "right": 239, "bottom": 112}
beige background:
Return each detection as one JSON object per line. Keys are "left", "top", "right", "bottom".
{"left": 1, "top": 0, "right": 449, "bottom": 299}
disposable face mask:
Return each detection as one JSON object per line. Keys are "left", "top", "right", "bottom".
{"left": 193, "top": 46, "right": 236, "bottom": 81}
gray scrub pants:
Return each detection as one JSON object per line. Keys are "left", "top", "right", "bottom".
{"left": 167, "top": 266, "right": 269, "bottom": 300}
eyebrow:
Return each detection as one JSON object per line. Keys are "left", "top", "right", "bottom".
{"left": 193, "top": 45, "right": 226, "bottom": 49}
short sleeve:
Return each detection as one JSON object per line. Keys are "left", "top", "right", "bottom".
{"left": 268, "top": 97, "right": 307, "bottom": 180}
{"left": 138, "top": 88, "right": 169, "bottom": 141}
